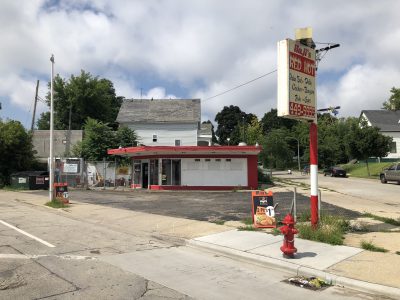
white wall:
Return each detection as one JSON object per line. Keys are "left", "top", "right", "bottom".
{"left": 383, "top": 132, "right": 400, "bottom": 159}
{"left": 128, "top": 123, "right": 198, "bottom": 146}
{"left": 181, "top": 158, "right": 247, "bottom": 186}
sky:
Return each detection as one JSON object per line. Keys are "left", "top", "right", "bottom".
{"left": 1, "top": 0, "right": 400, "bottom": 128}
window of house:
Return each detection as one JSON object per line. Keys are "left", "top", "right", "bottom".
{"left": 175, "top": 139, "right": 181, "bottom": 146}
{"left": 152, "top": 134, "right": 157, "bottom": 142}
{"left": 226, "top": 159, "right": 231, "bottom": 162}
{"left": 390, "top": 142, "right": 397, "bottom": 153}
{"left": 205, "top": 159, "right": 211, "bottom": 162}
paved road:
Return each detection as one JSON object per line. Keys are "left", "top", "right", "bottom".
{"left": 30, "top": 188, "right": 361, "bottom": 223}
{"left": 0, "top": 191, "right": 384, "bottom": 299}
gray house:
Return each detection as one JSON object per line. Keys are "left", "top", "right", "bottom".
{"left": 117, "top": 99, "right": 211, "bottom": 146}
{"left": 32, "top": 130, "right": 83, "bottom": 161}
{"left": 360, "top": 110, "right": 400, "bottom": 159}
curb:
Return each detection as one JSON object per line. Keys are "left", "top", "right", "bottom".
{"left": 187, "top": 239, "right": 400, "bottom": 299}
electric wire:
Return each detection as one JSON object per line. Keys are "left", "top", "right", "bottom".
{"left": 203, "top": 69, "right": 277, "bottom": 102}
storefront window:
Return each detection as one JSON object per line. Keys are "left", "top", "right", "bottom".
{"left": 162, "top": 159, "right": 181, "bottom": 185}
{"left": 133, "top": 160, "right": 141, "bottom": 186}
{"left": 150, "top": 159, "right": 159, "bottom": 185}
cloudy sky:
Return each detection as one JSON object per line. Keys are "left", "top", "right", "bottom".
{"left": 1, "top": 0, "right": 400, "bottom": 127}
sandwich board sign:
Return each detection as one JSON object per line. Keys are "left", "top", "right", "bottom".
{"left": 277, "top": 38, "right": 316, "bottom": 120}
{"left": 251, "top": 190, "right": 276, "bottom": 228}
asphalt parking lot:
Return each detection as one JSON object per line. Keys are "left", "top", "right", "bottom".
{"left": 61, "top": 189, "right": 361, "bottom": 223}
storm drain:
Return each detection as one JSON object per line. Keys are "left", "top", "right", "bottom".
{"left": 284, "top": 276, "right": 331, "bottom": 291}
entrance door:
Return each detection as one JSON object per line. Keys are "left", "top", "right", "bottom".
{"left": 142, "top": 163, "right": 149, "bottom": 189}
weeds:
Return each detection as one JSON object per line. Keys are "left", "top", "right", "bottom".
{"left": 238, "top": 225, "right": 261, "bottom": 231}
{"left": 210, "top": 220, "right": 226, "bottom": 225}
{"left": 296, "top": 214, "right": 349, "bottom": 245}
{"left": 360, "top": 240, "right": 389, "bottom": 253}
{"left": 396, "top": 251, "right": 400, "bottom": 255}
{"left": 45, "top": 200, "right": 69, "bottom": 209}
{"left": 241, "top": 217, "right": 254, "bottom": 225}
{"left": 362, "top": 213, "right": 400, "bottom": 227}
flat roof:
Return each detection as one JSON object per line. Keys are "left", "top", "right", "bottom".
{"left": 108, "top": 146, "right": 261, "bottom": 157}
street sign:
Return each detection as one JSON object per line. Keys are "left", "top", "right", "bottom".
{"left": 277, "top": 39, "right": 316, "bottom": 120}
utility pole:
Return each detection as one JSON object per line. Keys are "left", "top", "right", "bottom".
{"left": 65, "top": 104, "right": 72, "bottom": 155}
{"left": 49, "top": 55, "right": 55, "bottom": 202}
{"left": 31, "top": 80, "right": 40, "bottom": 131}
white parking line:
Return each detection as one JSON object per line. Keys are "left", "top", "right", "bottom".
{"left": 0, "top": 220, "right": 55, "bottom": 248}
{"left": 0, "top": 254, "right": 95, "bottom": 260}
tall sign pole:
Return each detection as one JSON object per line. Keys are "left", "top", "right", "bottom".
{"left": 277, "top": 28, "right": 318, "bottom": 227}
{"left": 49, "top": 54, "right": 55, "bottom": 202}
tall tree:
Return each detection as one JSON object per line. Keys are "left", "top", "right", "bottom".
{"left": 259, "top": 129, "right": 293, "bottom": 169}
{"left": 37, "top": 70, "right": 123, "bottom": 130}
{"left": 382, "top": 87, "right": 400, "bottom": 111}
{"left": 215, "top": 105, "right": 255, "bottom": 145}
{"left": 72, "top": 118, "right": 137, "bottom": 161}
{"left": 345, "top": 119, "right": 392, "bottom": 176}
{"left": 260, "top": 109, "right": 297, "bottom": 134}
{"left": 202, "top": 120, "right": 218, "bottom": 145}
{"left": 0, "top": 120, "right": 36, "bottom": 186}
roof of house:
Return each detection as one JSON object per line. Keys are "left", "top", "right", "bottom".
{"left": 199, "top": 123, "right": 212, "bottom": 136}
{"left": 361, "top": 110, "right": 400, "bottom": 132}
{"left": 116, "top": 99, "right": 201, "bottom": 124}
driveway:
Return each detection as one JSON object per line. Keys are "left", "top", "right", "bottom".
{"left": 47, "top": 189, "right": 361, "bottom": 222}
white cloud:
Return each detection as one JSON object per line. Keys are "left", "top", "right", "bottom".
{"left": 1, "top": 0, "right": 400, "bottom": 125}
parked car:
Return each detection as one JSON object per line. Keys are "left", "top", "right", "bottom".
{"left": 323, "top": 166, "right": 347, "bottom": 177}
{"left": 380, "top": 163, "right": 400, "bottom": 184}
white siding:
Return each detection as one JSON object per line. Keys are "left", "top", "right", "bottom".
{"left": 383, "top": 132, "right": 400, "bottom": 159}
{"left": 181, "top": 158, "right": 247, "bottom": 186}
{"left": 128, "top": 123, "right": 198, "bottom": 146}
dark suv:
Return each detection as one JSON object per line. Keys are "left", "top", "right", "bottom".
{"left": 380, "top": 163, "right": 400, "bottom": 184}
{"left": 323, "top": 166, "right": 347, "bottom": 177}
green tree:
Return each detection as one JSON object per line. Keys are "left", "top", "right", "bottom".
{"left": 260, "top": 109, "right": 297, "bottom": 134}
{"left": 37, "top": 70, "right": 123, "bottom": 130}
{"left": 0, "top": 120, "right": 36, "bottom": 186}
{"left": 345, "top": 119, "right": 392, "bottom": 176}
{"left": 382, "top": 87, "right": 400, "bottom": 111}
{"left": 215, "top": 105, "right": 255, "bottom": 145}
{"left": 72, "top": 118, "right": 137, "bottom": 161}
{"left": 259, "top": 129, "right": 294, "bottom": 169}
{"left": 36, "top": 112, "right": 50, "bottom": 130}
{"left": 202, "top": 120, "right": 218, "bottom": 145}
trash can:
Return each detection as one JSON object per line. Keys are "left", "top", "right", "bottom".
{"left": 54, "top": 182, "right": 69, "bottom": 203}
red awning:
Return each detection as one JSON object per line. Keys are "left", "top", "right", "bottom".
{"left": 108, "top": 145, "right": 261, "bottom": 157}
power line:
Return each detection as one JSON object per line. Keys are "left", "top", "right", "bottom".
{"left": 203, "top": 69, "right": 277, "bottom": 102}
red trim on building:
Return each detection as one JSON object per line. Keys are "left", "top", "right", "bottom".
{"left": 247, "top": 156, "right": 258, "bottom": 190}
{"left": 129, "top": 154, "right": 256, "bottom": 159}
{"left": 149, "top": 185, "right": 248, "bottom": 191}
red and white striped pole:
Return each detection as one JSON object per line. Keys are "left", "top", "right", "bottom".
{"left": 309, "top": 121, "right": 318, "bottom": 227}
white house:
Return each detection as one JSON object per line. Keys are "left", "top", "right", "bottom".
{"left": 109, "top": 99, "right": 260, "bottom": 190}
{"left": 360, "top": 110, "right": 400, "bottom": 159}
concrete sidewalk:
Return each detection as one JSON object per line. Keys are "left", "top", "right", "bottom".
{"left": 188, "top": 230, "right": 400, "bottom": 299}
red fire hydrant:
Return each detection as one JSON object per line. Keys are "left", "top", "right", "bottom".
{"left": 279, "top": 214, "right": 298, "bottom": 258}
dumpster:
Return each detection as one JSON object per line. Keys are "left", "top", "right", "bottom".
{"left": 10, "top": 171, "right": 49, "bottom": 190}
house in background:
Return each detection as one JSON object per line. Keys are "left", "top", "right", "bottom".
{"left": 32, "top": 130, "right": 83, "bottom": 162}
{"left": 360, "top": 110, "right": 400, "bottom": 159}
{"left": 110, "top": 99, "right": 260, "bottom": 190}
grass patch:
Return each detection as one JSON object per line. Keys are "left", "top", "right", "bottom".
{"left": 45, "top": 200, "right": 69, "bottom": 209}
{"left": 361, "top": 240, "right": 389, "bottom": 253}
{"left": 341, "top": 162, "right": 393, "bottom": 178}
{"left": 271, "top": 228, "right": 281, "bottom": 236}
{"left": 396, "top": 251, "right": 400, "bottom": 255}
{"left": 1, "top": 185, "right": 27, "bottom": 191}
{"left": 210, "top": 220, "right": 226, "bottom": 225}
{"left": 297, "top": 214, "right": 349, "bottom": 245}
{"left": 241, "top": 217, "right": 254, "bottom": 225}
{"left": 362, "top": 213, "right": 400, "bottom": 227}
{"left": 238, "top": 225, "right": 261, "bottom": 231}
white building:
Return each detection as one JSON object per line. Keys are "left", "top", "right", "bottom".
{"left": 360, "top": 110, "right": 400, "bottom": 159}
{"left": 109, "top": 99, "right": 260, "bottom": 190}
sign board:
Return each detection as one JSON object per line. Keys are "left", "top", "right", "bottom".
{"left": 54, "top": 182, "right": 69, "bottom": 203}
{"left": 18, "top": 177, "right": 27, "bottom": 184}
{"left": 63, "top": 163, "right": 78, "bottom": 173}
{"left": 277, "top": 39, "right": 316, "bottom": 120}
{"left": 251, "top": 190, "right": 276, "bottom": 228}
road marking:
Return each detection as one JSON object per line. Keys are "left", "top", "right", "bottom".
{"left": 0, "top": 254, "right": 96, "bottom": 260}
{"left": 0, "top": 220, "right": 56, "bottom": 248}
